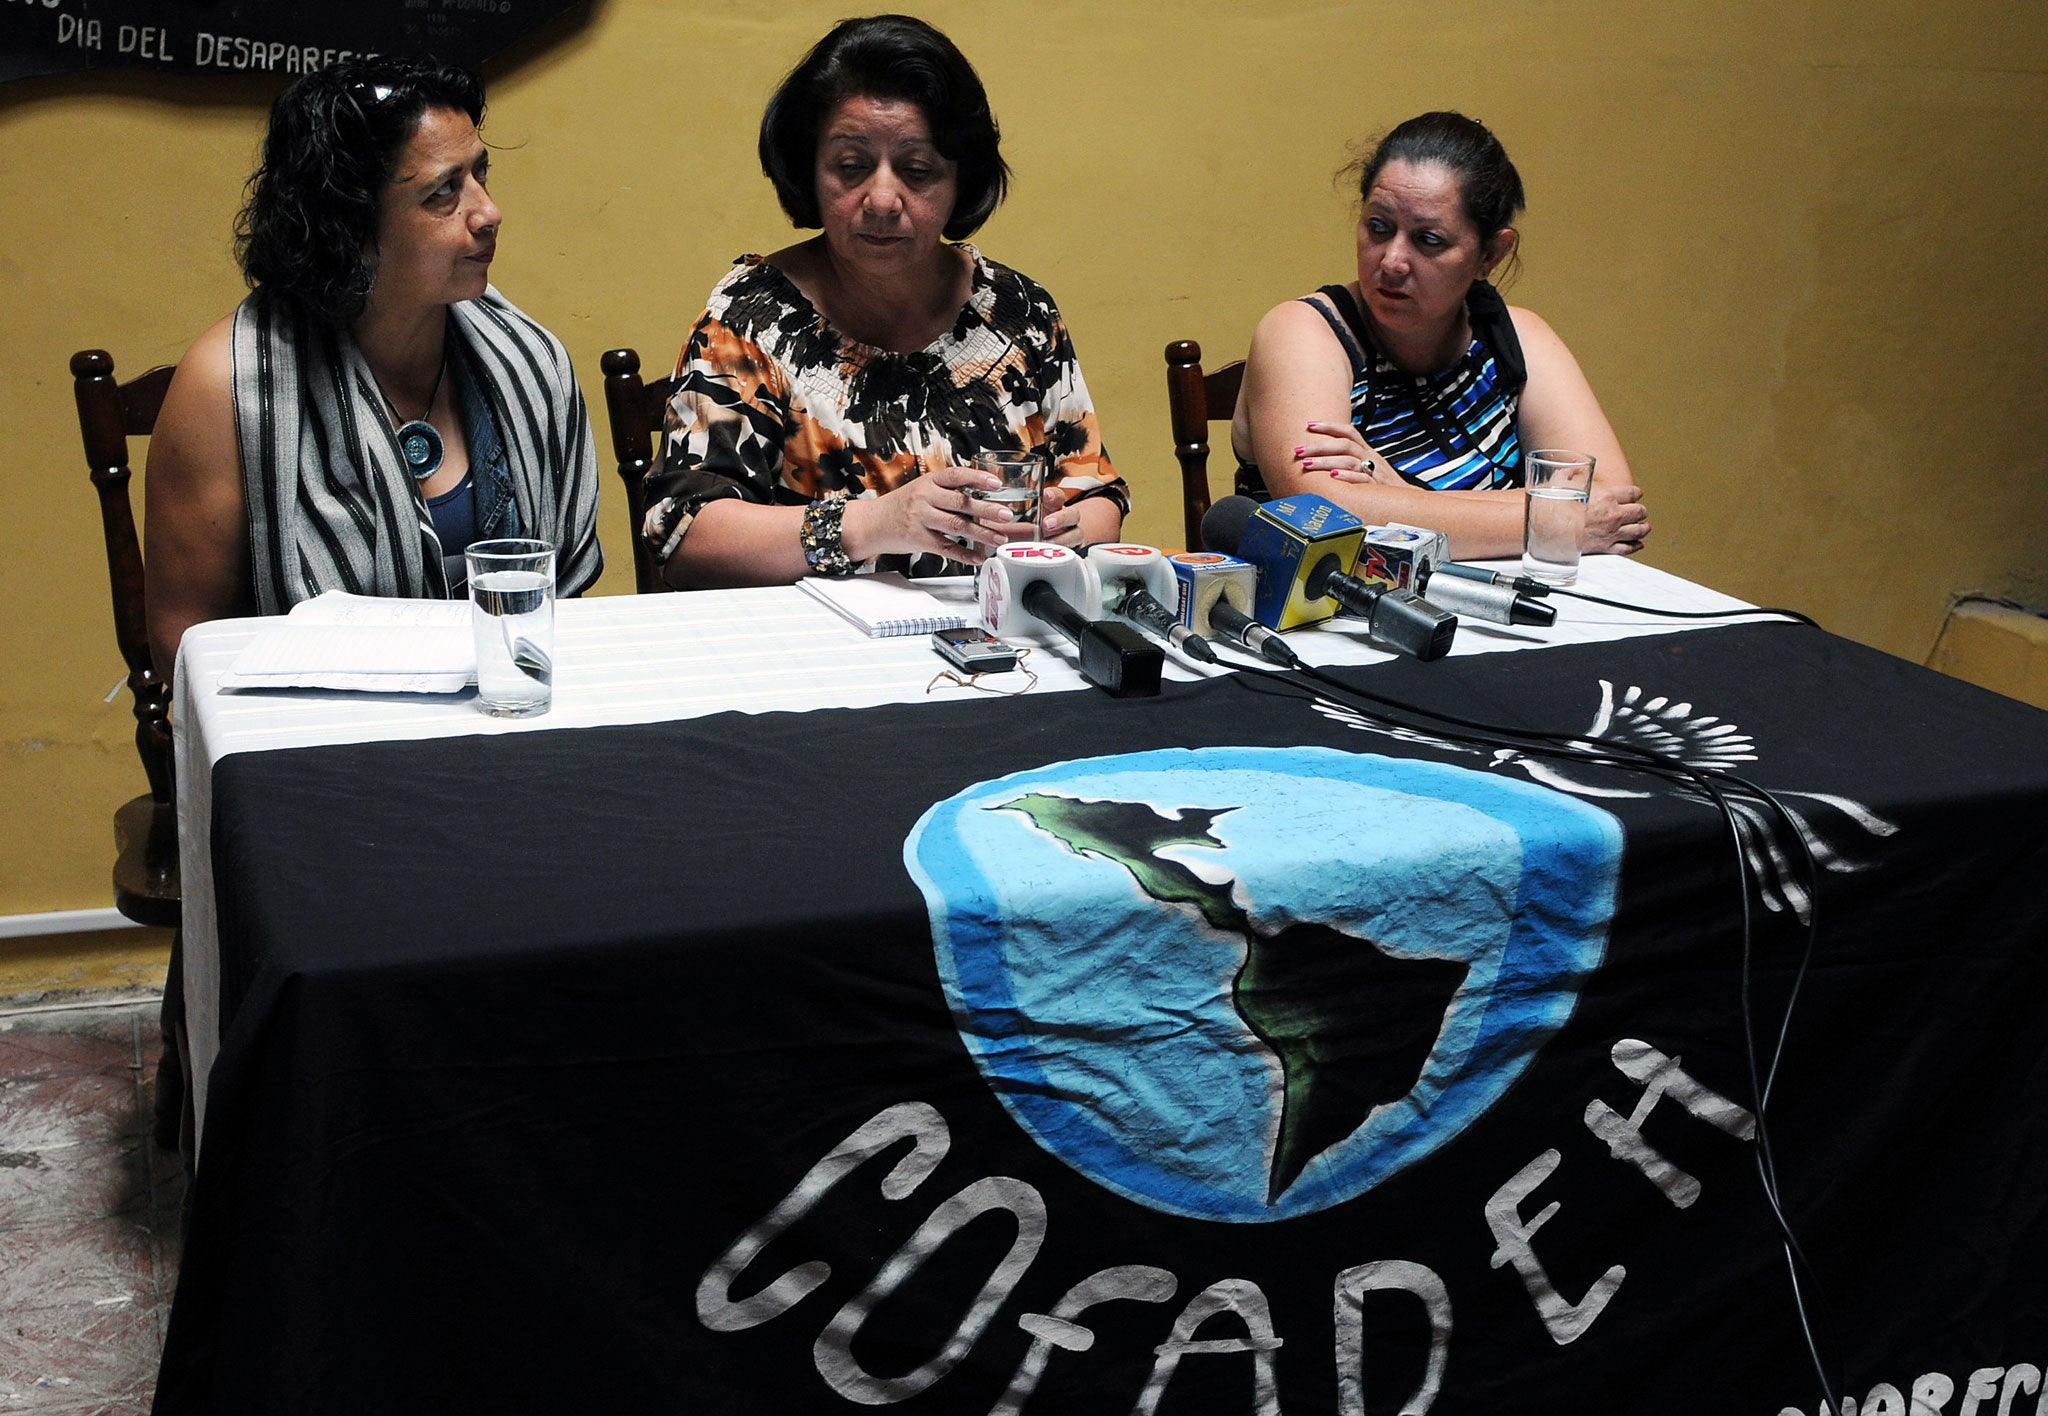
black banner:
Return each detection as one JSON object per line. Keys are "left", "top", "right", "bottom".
{"left": 163, "top": 625, "right": 2048, "bottom": 1415}
{"left": 0, "top": 0, "right": 584, "bottom": 86}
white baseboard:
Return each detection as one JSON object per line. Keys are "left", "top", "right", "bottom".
{"left": 0, "top": 908, "right": 147, "bottom": 941}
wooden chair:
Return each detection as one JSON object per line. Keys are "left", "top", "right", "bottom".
{"left": 1163, "top": 340, "right": 1245, "bottom": 552}
{"left": 73, "top": 347, "right": 189, "bottom": 1159}
{"left": 599, "top": 348, "right": 679, "bottom": 593}
{"left": 72, "top": 349, "right": 181, "bottom": 927}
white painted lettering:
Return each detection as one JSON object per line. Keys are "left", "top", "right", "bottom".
{"left": 114, "top": 24, "right": 168, "bottom": 59}
{"left": 1484, "top": 1149, "right": 1624, "bottom": 1345}
{"left": 1133, "top": 1278, "right": 1283, "bottom": 1416}
{"left": 1333, "top": 1260, "right": 1450, "bottom": 1416}
{"left": 988, "top": 1265, "right": 1177, "bottom": 1416}
{"left": 1583, "top": 1039, "right": 1755, "bottom": 1209}
{"left": 1911, "top": 1370, "right": 1956, "bottom": 1414}
{"left": 56, "top": 13, "right": 101, "bottom": 47}
{"left": 1960, "top": 1367, "right": 2003, "bottom": 1416}
{"left": 695, "top": 1100, "right": 949, "bottom": 1333}
{"left": 1996, "top": 1363, "right": 2039, "bottom": 1416}
{"left": 813, "top": 1176, "right": 1047, "bottom": 1404}
{"left": 1864, "top": 1382, "right": 1907, "bottom": 1416}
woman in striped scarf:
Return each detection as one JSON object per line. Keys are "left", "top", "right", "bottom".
{"left": 1232, "top": 112, "right": 1651, "bottom": 562}
{"left": 144, "top": 56, "right": 602, "bottom": 678}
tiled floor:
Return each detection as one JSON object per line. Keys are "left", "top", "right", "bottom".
{"left": 0, "top": 995, "right": 183, "bottom": 1414}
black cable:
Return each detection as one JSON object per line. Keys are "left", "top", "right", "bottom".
{"left": 1546, "top": 587, "right": 1821, "bottom": 631}
{"left": 1211, "top": 640, "right": 1850, "bottom": 1412}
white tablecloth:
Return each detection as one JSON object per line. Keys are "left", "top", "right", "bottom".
{"left": 172, "top": 558, "right": 1758, "bottom": 1145}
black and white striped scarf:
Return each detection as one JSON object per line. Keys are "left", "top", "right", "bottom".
{"left": 230, "top": 287, "right": 603, "bottom": 612}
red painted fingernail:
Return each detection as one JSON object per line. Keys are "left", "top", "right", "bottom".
{"left": 1293, "top": 446, "right": 1306, "bottom": 458}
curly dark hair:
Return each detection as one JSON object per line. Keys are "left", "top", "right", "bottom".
{"left": 759, "top": 15, "right": 1010, "bottom": 242}
{"left": 235, "top": 56, "right": 486, "bottom": 324}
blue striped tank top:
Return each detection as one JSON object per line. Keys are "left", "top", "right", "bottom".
{"left": 1235, "top": 283, "right": 1524, "bottom": 499}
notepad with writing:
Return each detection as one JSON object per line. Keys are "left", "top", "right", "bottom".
{"left": 795, "top": 572, "right": 971, "bottom": 638}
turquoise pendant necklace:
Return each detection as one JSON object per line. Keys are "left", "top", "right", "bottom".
{"left": 374, "top": 360, "right": 448, "bottom": 480}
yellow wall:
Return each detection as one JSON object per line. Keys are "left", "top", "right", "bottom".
{"left": 3, "top": 0, "right": 2045, "bottom": 917}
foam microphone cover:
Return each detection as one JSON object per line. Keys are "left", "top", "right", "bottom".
{"left": 1200, "top": 497, "right": 1260, "bottom": 563}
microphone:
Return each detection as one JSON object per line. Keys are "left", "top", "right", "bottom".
{"left": 1083, "top": 544, "right": 1219, "bottom": 663}
{"left": 1020, "top": 581, "right": 1163, "bottom": 697}
{"left": 1351, "top": 522, "right": 1553, "bottom": 628}
{"left": 976, "top": 543, "right": 1162, "bottom": 697}
{"left": 1167, "top": 553, "right": 1297, "bottom": 667}
{"left": 1201, "top": 496, "right": 1457, "bottom": 661}
{"left": 1109, "top": 581, "right": 1219, "bottom": 663}
{"left": 1415, "top": 565, "right": 1556, "bottom": 627}
{"left": 1207, "top": 598, "right": 1300, "bottom": 667}
{"left": 1429, "top": 560, "right": 1555, "bottom": 597}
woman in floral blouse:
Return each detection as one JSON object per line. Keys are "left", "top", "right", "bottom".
{"left": 641, "top": 14, "right": 1128, "bottom": 586}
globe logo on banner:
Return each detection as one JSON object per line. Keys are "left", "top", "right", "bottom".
{"left": 905, "top": 747, "right": 1623, "bottom": 1223}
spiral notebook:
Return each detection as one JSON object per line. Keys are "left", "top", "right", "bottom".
{"left": 795, "top": 572, "right": 971, "bottom": 638}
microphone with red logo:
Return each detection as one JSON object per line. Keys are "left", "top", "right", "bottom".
{"left": 978, "top": 543, "right": 1163, "bottom": 697}
{"left": 1200, "top": 495, "right": 1458, "bottom": 661}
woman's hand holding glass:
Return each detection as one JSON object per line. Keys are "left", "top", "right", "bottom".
{"left": 1029, "top": 484, "right": 1087, "bottom": 546}
{"left": 840, "top": 460, "right": 1087, "bottom": 567}
{"left": 841, "top": 463, "right": 1011, "bottom": 567}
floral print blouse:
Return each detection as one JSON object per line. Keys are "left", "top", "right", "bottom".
{"left": 642, "top": 246, "right": 1126, "bottom": 578}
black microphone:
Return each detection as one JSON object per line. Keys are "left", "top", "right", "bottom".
{"left": 1107, "top": 581, "right": 1219, "bottom": 664}
{"left": 1201, "top": 497, "right": 1457, "bottom": 661}
{"left": 1414, "top": 565, "right": 1556, "bottom": 627}
{"left": 1206, "top": 598, "right": 1299, "bottom": 667}
{"left": 1020, "top": 579, "right": 1163, "bottom": 697}
{"left": 1429, "top": 560, "right": 1555, "bottom": 597}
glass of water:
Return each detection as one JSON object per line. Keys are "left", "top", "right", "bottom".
{"left": 466, "top": 539, "right": 555, "bottom": 718}
{"left": 1522, "top": 450, "right": 1597, "bottom": 587}
{"left": 969, "top": 451, "right": 1047, "bottom": 540}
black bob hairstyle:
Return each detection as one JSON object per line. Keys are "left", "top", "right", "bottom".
{"left": 758, "top": 14, "right": 1010, "bottom": 242}
{"left": 1354, "top": 111, "right": 1526, "bottom": 270}
{"left": 236, "top": 56, "right": 486, "bottom": 325}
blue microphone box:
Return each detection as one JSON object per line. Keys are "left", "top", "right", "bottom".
{"left": 1241, "top": 495, "right": 1367, "bottom": 629}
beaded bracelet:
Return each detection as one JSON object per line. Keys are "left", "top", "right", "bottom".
{"left": 800, "top": 492, "right": 856, "bottom": 578}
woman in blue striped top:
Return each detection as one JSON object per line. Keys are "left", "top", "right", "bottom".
{"left": 1233, "top": 112, "right": 1651, "bottom": 561}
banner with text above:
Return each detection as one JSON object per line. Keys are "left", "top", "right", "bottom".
{"left": 0, "top": 0, "right": 586, "bottom": 87}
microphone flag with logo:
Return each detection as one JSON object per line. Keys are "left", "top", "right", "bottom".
{"left": 1201, "top": 495, "right": 1458, "bottom": 660}
{"left": 1229, "top": 495, "right": 1369, "bottom": 631}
